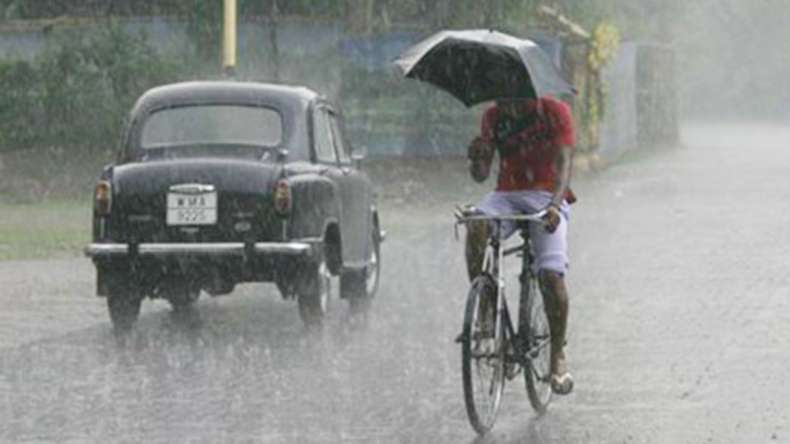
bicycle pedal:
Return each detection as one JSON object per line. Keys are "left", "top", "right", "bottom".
{"left": 470, "top": 339, "right": 497, "bottom": 358}
{"left": 505, "top": 363, "right": 521, "bottom": 380}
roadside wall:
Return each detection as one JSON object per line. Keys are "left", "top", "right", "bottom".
{"left": 599, "top": 41, "right": 679, "bottom": 162}
{"left": 0, "top": 18, "right": 674, "bottom": 163}
{"left": 598, "top": 42, "right": 638, "bottom": 160}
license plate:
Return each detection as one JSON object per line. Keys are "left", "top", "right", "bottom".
{"left": 166, "top": 192, "right": 217, "bottom": 225}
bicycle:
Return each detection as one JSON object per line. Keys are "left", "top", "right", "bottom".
{"left": 454, "top": 206, "right": 554, "bottom": 435}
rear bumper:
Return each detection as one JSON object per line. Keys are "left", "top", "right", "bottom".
{"left": 85, "top": 240, "right": 318, "bottom": 259}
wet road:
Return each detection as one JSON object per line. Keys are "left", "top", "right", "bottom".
{"left": 1, "top": 123, "right": 789, "bottom": 443}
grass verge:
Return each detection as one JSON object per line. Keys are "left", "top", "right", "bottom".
{"left": 0, "top": 199, "right": 91, "bottom": 261}
{"left": 0, "top": 154, "right": 602, "bottom": 262}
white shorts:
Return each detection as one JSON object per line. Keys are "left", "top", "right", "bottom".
{"left": 476, "top": 190, "right": 570, "bottom": 274}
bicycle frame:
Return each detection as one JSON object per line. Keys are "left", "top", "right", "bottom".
{"left": 457, "top": 208, "right": 555, "bottom": 432}
{"left": 482, "top": 220, "right": 535, "bottom": 369}
{"left": 455, "top": 209, "right": 548, "bottom": 369}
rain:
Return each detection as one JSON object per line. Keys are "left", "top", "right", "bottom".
{"left": 1, "top": 1, "right": 789, "bottom": 443}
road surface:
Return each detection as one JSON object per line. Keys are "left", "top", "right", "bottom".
{"left": 1, "top": 123, "right": 789, "bottom": 443}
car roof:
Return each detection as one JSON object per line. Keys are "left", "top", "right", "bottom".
{"left": 123, "top": 81, "right": 325, "bottom": 162}
{"left": 131, "top": 81, "right": 321, "bottom": 114}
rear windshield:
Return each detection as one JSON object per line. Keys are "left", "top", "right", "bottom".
{"left": 141, "top": 105, "right": 283, "bottom": 149}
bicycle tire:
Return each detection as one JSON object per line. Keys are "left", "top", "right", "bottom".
{"left": 520, "top": 274, "right": 553, "bottom": 414}
{"left": 462, "top": 275, "right": 505, "bottom": 435}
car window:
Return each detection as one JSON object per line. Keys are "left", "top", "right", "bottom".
{"left": 141, "top": 105, "right": 282, "bottom": 149}
{"left": 313, "top": 107, "right": 337, "bottom": 163}
{"left": 328, "top": 111, "right": 351, "bottom": 164}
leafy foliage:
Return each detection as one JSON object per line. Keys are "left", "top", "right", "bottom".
{"left": 0, "top": 23, "right": 178, "bottom": 155}
{"left": 0, "top": 60, "right": 38, "bottom": 150}
{"left": 0, "top": 23, "right": 181, "bottom": 198}
{"left": 0, "top": 0, "right": 629, "bottom": 160}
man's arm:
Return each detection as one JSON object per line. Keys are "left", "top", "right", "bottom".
{"left": 539, "top": 98, "right": 575, "bottom": 233}
{"left": 550, "top": 145, "right": 573, "bottom": 208}
{"left": 468, "top": 137, "right": 494, "bottom": 183}
{"left": 467, "top": 107, "right": 499, "bottom": 183}
{"left": 544, "top": 145, "right": 573, "bottom": 232}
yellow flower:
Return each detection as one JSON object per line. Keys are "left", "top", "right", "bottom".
{"left": 588, "top": 22, "right": 621, "bottom": 71}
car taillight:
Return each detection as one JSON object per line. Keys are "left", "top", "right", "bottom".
{"left": 273, "top": 179, "right": 291, "bottom": 216}
{"left": 95, "top": 180, "right": 112, "bottom": 216}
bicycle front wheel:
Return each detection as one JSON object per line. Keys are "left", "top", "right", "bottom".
{"left": 461, "top": 275, "right": 505, "bottom": 435}
{"left": 520, "top": 275, "right": 553, "bottom": 414}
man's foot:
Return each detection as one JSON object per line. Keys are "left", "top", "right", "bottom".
{"left": 551, "top": 372, "right": 574, "bottom": 394}
{"left": 505, "top": 363, "right": 521, "bottom": 380}
{"left": 469, "top": 296, "right": 496, "bottom": 354}
{"left": 550, "top": 350, "right": 574, "bottom": 395}
{"left": 504, "top": 342, "right": 521, "bottom": 380}
{"left": 471, "top": 337, "right": 496, "bottom": 358}
{"left": 455, "top": 323, "right": 497, "bottom": 356}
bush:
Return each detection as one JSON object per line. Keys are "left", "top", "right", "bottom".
{"left": 0, "top": 22, "right": 180, "bottom": 198}
{"left": 0, "top": 23, "right": 179, "bottom": 154}
{"left": 0, "top": 60, "right": 39, "bottom": 151}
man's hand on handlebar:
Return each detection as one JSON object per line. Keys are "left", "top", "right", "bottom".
{"left": 467, "top": 136, "right": 493, "bottom": 160}
{"left": 542, "top": 205, "right": 562, "bottom": 233}
{"left": 468, "top": 137, "right": 493, "bottom": 183}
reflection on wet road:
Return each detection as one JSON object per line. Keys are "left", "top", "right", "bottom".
{"left": 2, "top": 124, "right": 790, "bottom": 443}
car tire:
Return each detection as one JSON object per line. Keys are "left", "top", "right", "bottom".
{"left": 276, "top": 280, "right": 294, "bottom": 299}
{"left": 297, "top": 253, "right": 331, "bottom": 328}
{"left": 105, "top": 272, "right": 142, "bottom": 333}
{"left": 342, "top": 225, "right": 381, "bottom": 316}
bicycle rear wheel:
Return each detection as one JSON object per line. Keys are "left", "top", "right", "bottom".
{"left": 520, "top": 274, "right": 553, "bottom": 414}
{"left": 461, "top": 275, "right": 505, "bottom": 435}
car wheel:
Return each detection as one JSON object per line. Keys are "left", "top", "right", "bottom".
{"left": 105, "top": 272, "right": 142, "bottom": 333}
{"left": 276, "top": 278, "right": 295, "bottom": 299}
{"left": 343, "top": 225, "right": 381, "bottom": 316}
{"left": 297, "top": 255, "right": 331, "bottom": 328}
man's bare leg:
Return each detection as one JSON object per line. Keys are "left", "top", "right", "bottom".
{"left": 539, "top": 269, "right": 574, "bottom": 394}
{"left": 465, "top": 220, "right": 489, "bottom": 281}
{"left": 457, "top": 221, "right": 494, "bottom": 344}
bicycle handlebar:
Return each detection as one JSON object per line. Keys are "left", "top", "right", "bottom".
{"left": 453, "top": 208, "right": 548, "bottom": 224}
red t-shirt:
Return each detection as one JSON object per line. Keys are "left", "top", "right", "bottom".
{"left": 480, "top": 97, "right": 576, "bottom": 196}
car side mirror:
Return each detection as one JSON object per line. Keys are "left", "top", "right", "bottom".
{"left": 276, "top": 148, "right": 289, "bottom": 162}
{"left": 351, "top": 145, "right": 367, "bottom": 167}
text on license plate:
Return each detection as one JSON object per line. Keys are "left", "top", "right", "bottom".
{"left": 166, "top": 192, "right": 217, "bottom": 225}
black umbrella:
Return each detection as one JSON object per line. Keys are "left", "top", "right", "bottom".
{"left": 394, "top": 29, "right": 575, "bottom": 107}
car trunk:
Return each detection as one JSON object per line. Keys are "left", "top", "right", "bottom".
{"left": 111, "top": 158, "right": 283, "bottom": 243}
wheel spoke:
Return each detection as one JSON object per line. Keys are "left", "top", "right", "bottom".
{"left": 462, "top": 276, "right": 504, "bottom": 434}
{"left": 529, "top": 337, "right": 551, "bottom": 358}
{"left": 529, "top": 357, "right": 551, "bottom": 380}
{"left": 488, "top": 361, "right": 501, "bottom": 396}
{"left": 520, "top": 277, "right": 553, "bottom": 414}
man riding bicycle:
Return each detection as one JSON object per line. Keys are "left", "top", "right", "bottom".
{"left": 466, "top": 95, "right": 575, "bottom": 395}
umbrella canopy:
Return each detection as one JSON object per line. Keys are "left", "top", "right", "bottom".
{"left": 394, "top": 29, "right": 575, "bottom": 107}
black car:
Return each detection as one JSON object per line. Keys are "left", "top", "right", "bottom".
{"left": 85, "top": 81, "right": 383, "bottom": 331}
